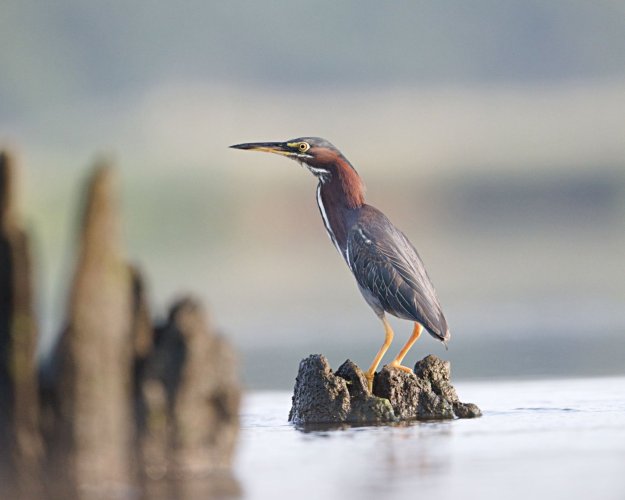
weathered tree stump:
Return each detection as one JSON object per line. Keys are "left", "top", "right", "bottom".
{"left": 43, "top": 163, "right": 135, "bottom": 493}
{"left": 2, "top": 156, "right": 242, "bottom": 497}
{"left": 288, "top": 356, "right": 395, "bottom": 425}
{"left": 413, "top": 355, "right": 482, "bottom": 418}
{"left": 139, "top": 298, "right": 241, "bottom": 477}
{"left": 0, "top": 151, "right": 43, "bottom": 497}
{"left": 289, "top": 354, "right": 481, "bottom": 425}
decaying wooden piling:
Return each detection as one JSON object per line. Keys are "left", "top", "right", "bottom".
{"left": 39, "top": 160, "right": 241, "bottom": 495}
{"left": 0, "top": 154, "right": 241, "bottom": 496}
{"left": 289, "top": 354, "right": 481, "bottom": 425}
{"left": 0, "top": 151, "right": 43, "bottom": 496}
{"left": 166, "top": 299, "right": 240, "bottom": 473}
{"left": 139, "top": 298, "right": 241, "bottom": 477}
{"left": 45, "top": 163, "right": 135, "bottom": 490}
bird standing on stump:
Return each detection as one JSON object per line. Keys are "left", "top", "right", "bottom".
{"left": 231, "top": 137, "right": 450, "bottom": 392}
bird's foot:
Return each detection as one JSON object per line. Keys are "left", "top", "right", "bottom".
{"left": 364, "top": 371, "right": 375, "bottom": 394}
{"left": 388, "top": 360, "right": 414, "bottom": 374}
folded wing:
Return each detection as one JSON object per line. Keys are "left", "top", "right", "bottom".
{"left": 346, "top": 211, "right": 449, "bottom": 342}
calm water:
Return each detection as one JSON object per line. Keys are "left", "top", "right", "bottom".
{"left": 236, "top": 377, "right": 625, "bottom": 500}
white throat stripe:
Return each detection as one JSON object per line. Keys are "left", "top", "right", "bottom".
{"left": 316, "top": 183, "right": 343, "bottom": 257}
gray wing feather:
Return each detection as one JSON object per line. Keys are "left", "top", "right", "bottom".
{"left": 347, "top": 221, "right": 449, "bottom": 341}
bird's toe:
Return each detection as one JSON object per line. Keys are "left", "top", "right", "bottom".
{"left": 388, "top": 360, "right": 415, "bottom": 374}
{"left": 364, "top": 371, "right": 375, "bottom": 393}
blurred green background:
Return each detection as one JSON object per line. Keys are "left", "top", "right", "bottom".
{"left": 1, "top": 1, "right": 624, "bottom": 388}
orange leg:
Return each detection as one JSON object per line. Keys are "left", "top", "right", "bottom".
{"left": 389, "top": 322, "right": 423, "bottom": 373}
{"left": 365, "top": 317, "right": 394, "bottom": 393}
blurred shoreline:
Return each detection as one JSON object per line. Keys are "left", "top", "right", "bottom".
{"left": 240, "top": 326, "right": 625, "bottom": 390}
{"left": 3, "top": 2, "right": 625, "bottom": 391}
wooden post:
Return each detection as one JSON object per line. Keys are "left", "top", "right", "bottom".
{"left": 0, "top": 151, "right": 43, "bottom": 497}
{"left": 46, "top": 163, "right": 134, "bottom": 493}
{"left": 139, "top": 298, "right": 241, "bottom": 479}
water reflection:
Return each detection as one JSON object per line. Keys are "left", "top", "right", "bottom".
{"left": 0, "top": 464, "right": 241, "bottom": 500}
{"left": 239, "top": 380, "right": 625, "bottom": 500}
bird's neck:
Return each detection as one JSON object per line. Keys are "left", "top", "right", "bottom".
{"left": 321, "top": 157, "right": 365, "bottom": 209}
{"left": 315, "top": 158, "right": 365, "bottom": 258}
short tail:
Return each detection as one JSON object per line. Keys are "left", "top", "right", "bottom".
{"left": 422, "top": 314, "right": 450, "bottom": 348}
{"left": 441, "top": 328, "right": 451, "bottom": 350}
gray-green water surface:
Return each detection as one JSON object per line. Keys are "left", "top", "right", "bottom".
{"left": 236, "top": 377, "right": 625, "bottom": 499}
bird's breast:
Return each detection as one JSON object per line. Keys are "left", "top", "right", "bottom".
{"left": 316, "top": 183, "right": 345, "bottom": 258}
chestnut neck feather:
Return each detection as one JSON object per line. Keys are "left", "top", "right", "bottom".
{"left": 314, "top": 155, "right": 366, "bottom": 260}
{"left": 327, "top": 156, "right": 365, "bottom": 209}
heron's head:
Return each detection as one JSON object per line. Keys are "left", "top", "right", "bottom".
{"left": 230, "top": 137, "right": 344, "bottom": 179}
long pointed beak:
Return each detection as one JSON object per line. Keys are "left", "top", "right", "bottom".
{"left": 229, "top": 141, "right": 294, "bottom": 156}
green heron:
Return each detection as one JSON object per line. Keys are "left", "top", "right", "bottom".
{"left": 231, "top": 137, "right": 449, "bottom": 391}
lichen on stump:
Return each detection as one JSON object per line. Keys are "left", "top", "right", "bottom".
{"left": 289, "top": 354, "right": 481, "bottom": 426}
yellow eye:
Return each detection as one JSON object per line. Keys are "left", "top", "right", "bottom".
{"left": 298, "top": 142, "right": 310, "bottom": 153}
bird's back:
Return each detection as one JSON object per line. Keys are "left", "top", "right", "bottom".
{"left": 346, "top": 205, "right": 450, "bottom": 343}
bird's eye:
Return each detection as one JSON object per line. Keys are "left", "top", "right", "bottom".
{"left": 298, "top": 142, "right": 310, "bottom": 153}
